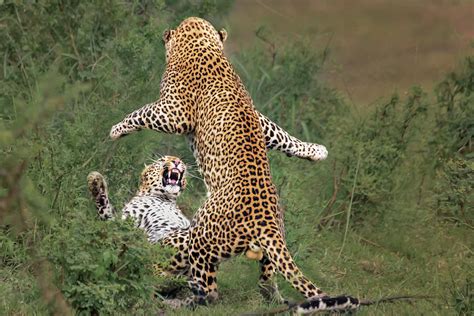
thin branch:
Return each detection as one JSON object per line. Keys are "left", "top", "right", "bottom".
{"left": 338, "top": 149, "right": 362, "bottom": 258}
{"left": 255, "top": 27, "right": 277, "bottom": 67}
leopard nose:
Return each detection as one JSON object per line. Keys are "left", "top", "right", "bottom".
{"left": 173, "top": 159, "right": 181, "bottom": 166}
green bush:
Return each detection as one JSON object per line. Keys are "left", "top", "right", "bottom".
{"left": 432, "top": 57, "right": 474, "bottom": 160}
{"left": 323, "top": 88, "right": 428, "bottom": 223}
{"left": 433, "top": 158, "right": 474, "bottom": 225}
{"left": 429, "top": 57, "right": 474, "bottom": 226}
{"left": 42, "top": 215, "right": 172, "bottom": 314}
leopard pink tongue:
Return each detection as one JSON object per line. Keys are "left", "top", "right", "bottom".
{"left": 168, "top": 179, "right": 177, "bottom": 185}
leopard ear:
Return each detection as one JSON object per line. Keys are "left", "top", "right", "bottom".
{"left": 141, "top": 163, "right": 151, "bottom": 176}
{"left": 162, "top": 29, "right": 175, "bottom": 43}
{"left": 140, "top": 169, "right": 147, "bottom": 183}
{"left": 218, "top": 28, "right": 227, "bottom": 43}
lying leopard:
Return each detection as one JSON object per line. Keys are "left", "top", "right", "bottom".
{"left": 87, "top": 156, "right": 190, "bottom": 243}
{"left": 108, "top": 17, "right": 410, "bottom": 314}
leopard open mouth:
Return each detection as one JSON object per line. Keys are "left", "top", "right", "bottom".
{"left": 162, "top": 167, "right": 184, "bottom": 188}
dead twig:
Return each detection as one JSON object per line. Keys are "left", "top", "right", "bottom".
{"left": 256, "top": 27, "right": 276, "bottom": 67}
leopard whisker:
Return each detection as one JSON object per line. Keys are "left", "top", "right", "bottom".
{"left": 185, "top": 171, "right": 204, "bottom": 182}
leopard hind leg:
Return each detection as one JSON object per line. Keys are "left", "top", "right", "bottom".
{"left": 258, "top": 237, "right": 365, "bottom": 313}
{"left": 155, "top": 229, "right": 192, "bottom": 299}
{"left": 258, "top": 229, "right": 326, "bottom": 299}
{"left": 258, "top": 255, "right": 288, "bottom": 304}
{"left": 160, "top": 228, "right": 191, "bottom": 276}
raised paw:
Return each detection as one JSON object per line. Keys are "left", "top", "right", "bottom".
{"left": 110, "top": 122, "right": 127, "bottom": 140}
{"left": 110, "top": 121, "right": 141, "bottom": 140}
{"left": 307, "top": 143, "right": 328, "bottom": 161}
{"left": 87, "top": 171, "right": 107, "bottom": 199}
{"left": 87, "top": 171, "right": 114, "bottom": 220}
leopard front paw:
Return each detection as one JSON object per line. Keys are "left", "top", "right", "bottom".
{"left": 110, "top": 123, "right": 126, "bottom": 140}
{"left": 308, "top": 144, "right": 328, "bottom": 161}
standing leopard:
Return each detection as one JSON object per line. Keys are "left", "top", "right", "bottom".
{"left": 109, "top": 17, "right": 357, "bottom": 313}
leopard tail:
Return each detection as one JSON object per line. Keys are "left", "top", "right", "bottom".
{"left": 242, "top": 295, "right": 433, "bottom": 315}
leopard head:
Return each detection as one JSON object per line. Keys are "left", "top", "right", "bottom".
{"left": 137, "top": 156, "right": 187, "bottom": 199}
{"left": 162, "top": 17, "right": 227, "bottom": 63}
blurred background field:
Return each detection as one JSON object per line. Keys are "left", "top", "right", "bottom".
{"left": 0, "top": 1, "right": 472, "bottom": 315}
{"left": 228, "top": 0, "right": 474, "bottom": 105}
